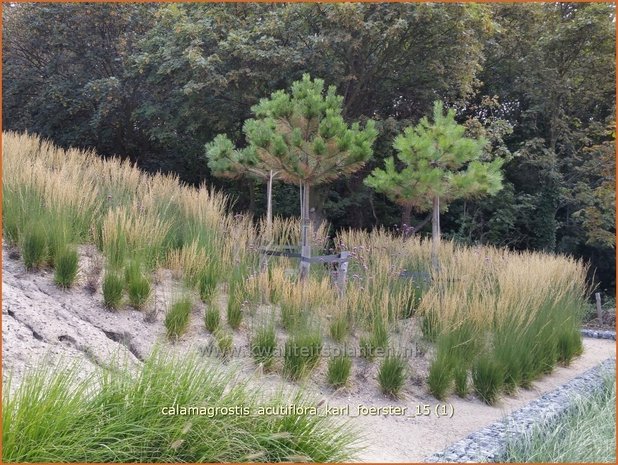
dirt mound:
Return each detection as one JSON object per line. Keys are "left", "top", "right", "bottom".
{"left": 2, "top": 245, "right": 158, "bottom": 387}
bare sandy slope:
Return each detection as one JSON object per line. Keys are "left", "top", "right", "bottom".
{"left": 2, "top": 245, "right": 615, "bottom": 462}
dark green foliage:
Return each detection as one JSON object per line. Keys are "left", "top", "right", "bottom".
{"left": 124, "top": 261, "right": 151, "bottom": 309}
{"left": 102, "top": 271, "right": 124, "bottom": 309}
{"left": 54, "top": 247, "right": 79, "bottom": 288}
{"left": 472, "top": 356, "right": 504, "bottom": 405}
{"left": 204, "top": 306, "right": 220, "bottom": 333}
{"left": 284, "top": 330, "right": 323, "bottom": 380}
{"left": 251, "top": 324, "right": 277, "bottom": 370}
{"left": 164, "top": 298, "right": 192, "bottom": 340}
{"left": 21, "top": 223, "right": 47, "bottom": 270}
{"left": 327, "top": 355, "right": 352, "bottom": 388}
{"left": 377, "top": 355, "right": 407, "bottom": 397}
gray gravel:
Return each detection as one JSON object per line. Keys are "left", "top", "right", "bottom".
{"left": 580, "top": 329, "right": 616, "bottom": 340}
{"left": 424, "top": 357, "right": 616, "bottom": 462}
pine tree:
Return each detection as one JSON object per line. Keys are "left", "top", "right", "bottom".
{"left": 241, "top": 74, "right": 378, "bottom": 279}
{"left": 365, "top": 101, "right": 504, "bottom": 272}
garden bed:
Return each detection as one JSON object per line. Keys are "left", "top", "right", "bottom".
{"left": 3, "top": 244, "right": 615, "bottom": 462}
{"left": 3, "top": 132, "right": 612, "bottom": 463}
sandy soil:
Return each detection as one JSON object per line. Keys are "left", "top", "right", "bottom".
{"left": 2, "top": 244, "right": 615, "bottom": 462}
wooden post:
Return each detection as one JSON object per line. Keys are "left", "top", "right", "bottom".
{"left": 336, "top": 251, "right": 349, "bottom": 298}
{"left": 595, "top": 292, "right": 603, "bottom": 321}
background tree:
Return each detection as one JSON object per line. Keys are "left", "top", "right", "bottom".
{"left": 365, "top": 101, "right": 504, "bottom": 271}
{"left": 3, "top": 2, "right": 615, "bottom": 292}
{"left": 242, "top": 74, "right": 378, "bottom": 278}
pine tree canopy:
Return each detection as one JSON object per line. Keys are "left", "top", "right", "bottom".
{"left": 365, "top": 101, "right": 504, "bottom": 212}
{"left": 205, "top": 134, "right": 275, "bottom": 181}
{"left": 243, "top": 74, "right": 378, "bottom": 186}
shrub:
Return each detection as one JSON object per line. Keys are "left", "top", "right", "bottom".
{"left": 378, "top": 355, "right": 407, "bottom": 397}
{"left": 204, "top": 306, "right": 220, "bottom": 333}
{"left": 165, "top": 298, "right": 192, "bottom": 340}
{"left": 226, "top": 292, "right": 243, "bottom": 330}
{"left": 250, "top": 324, "right": 277, "bottom": 370}
{"left": 428, "top": 354, "right": 453, "bottom": 400}
{"left": 327, "top": 354, "right": 352, "bottom": 388}
{"left": 329, "top": 316, "right": 348, "bottom": 343}
{"left": 125, "top": 261, "right": 151, "bottom": 309}
{"left": 21, "top": 223, "right": 47, "bottom": 270}
{"left": 472, "top": 356, "right": 504, "bottom": 405}
{"left": 284, "top": 329, "right": 323, "bottom": 380}
{"left": 102, "top": 271, "right": 124, "bottom": 309}
{"left": 2, "top": 352, "right": 357, "bottom": 462}
{"left": 54, "top": 247, "right": 79, "bottom": 288}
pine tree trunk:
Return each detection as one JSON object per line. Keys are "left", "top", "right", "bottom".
{"left": 266, "top": 170, "right": 273, "bottom": 241}
{"left": 431, "top": 195, "right": 441, "bottom": 273}
{"left": 299, "top": 182, "right": 311, "bottom": 281}
{"left": 401, "top": 204, "right": 412, "bottom": 238}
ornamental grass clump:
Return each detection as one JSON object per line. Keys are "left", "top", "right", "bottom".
{"left": 250, "top": 323, "right": 277, "bottom": 371}
{"left": 472, "top": 355, "right": 504, "bottom": 405}
{"left": 165, "top": 297, "right": 192, "bottom": 340}
{"left": 327, "top": 354, "right": 352, "bottom": 388}
{"left": 2, "top": 352, "right": 358, "bottom": 462}
{"left": 102, "top": 270, "right": 124, "bottom": 309}
{"left": 197, "top": 260, "right": 218, "bottom": 303}
{"left": 46, "top": 221, "right": 71, "bottom": 268}
{"left": 226, "top": 292, "right": 244, "bottom": 330}
{"left": 359, "top": 335, "right": 377, "bottom": 361}
{"left": 214, "top": 329, "right": 233, "bottom": 359}
{"left": 453, "top": 364, "right": 469, "bottom": 398}
{"left": 125, "top": 260, "right": 151, "bottom": 309}
{"left": 378, "top": 355, "right": 407, "bottom": 397}
{"left": 427, "top": 353, "right": 453, "bottom": 401}
{"left": 284, "top": 328, "right": 323, "bottom": 380}
{"left": 204, "top": 306, "right": 220, "bottom": 333}
{"left": 21, "top": 222, "right": 47, "bottom": 271}
{"left": 329, "top": 315, "right": 349, "bottom": 343}
{"left": 54, "top": 246, "right": 79, "bottom": 288}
